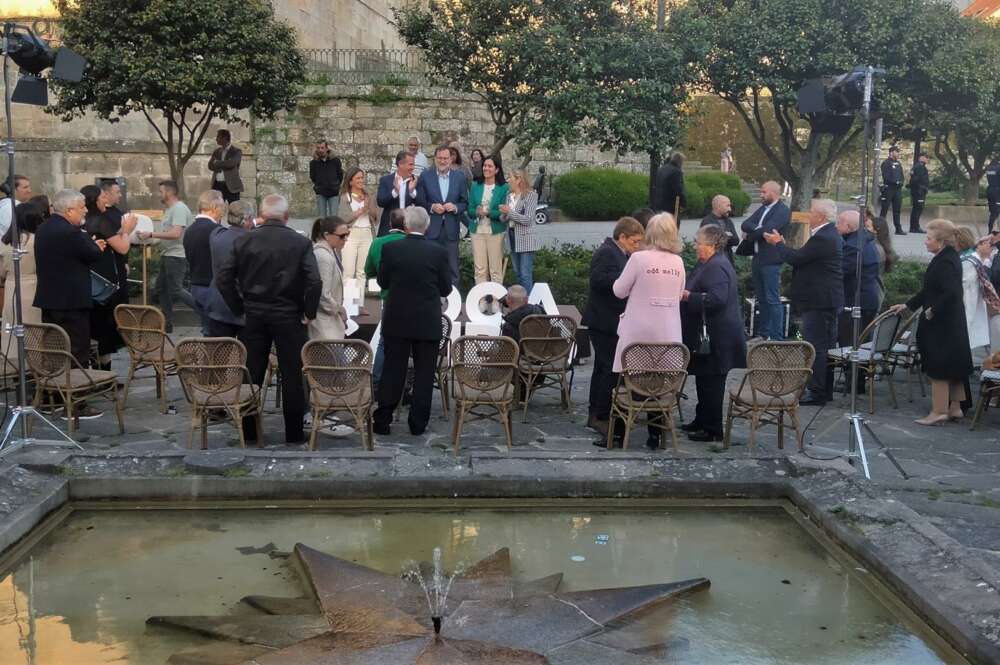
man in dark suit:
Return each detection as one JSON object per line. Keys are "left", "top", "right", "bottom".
{"left": 740, "top": 181, "right": 791, "bottom": 340}
{"left": 879, "top": 146, "right": 905, "bottom": 235}
{"left": 764, "top": 199, "right": 844, "bottom": 405}
{"left": 217, "top": 194, "right": 321, "bottom": 444}
{"left": 373, "top": 207, "right": 452, "bottom": 436}
{"left": 376, "top": 151, "right": 418, "bottom": 237}
{"left": 416, "top": 145, "right": 469, "bottom": 285}
{"left": 907, "top": 153, "right": 929, "bottom": 234}
{"left": 33, "top": 189, "right": 106, "bottom": 368}
{"left": 651, "top": 152, "right": 687, "bottom": 220}
{"left": 582, "top": 217, "right": 646, "bottom": 439}
{"left": 183, "top": 190, "right": 227, "bottom": 335}
{"left": 208, "top": 129, "right": 244, "bottom": 203}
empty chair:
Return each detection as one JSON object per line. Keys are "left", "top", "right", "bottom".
{"left": 302, "top": 339, "right": 375, "bottom": 450}
{"left": 724, "top": 341, "right": 814, "bottom": 451}
{"left": 435, "top": 315, "right": 453, "bottom": 416}
{"left": 22, "top": 322, "right": 123, "bottom": 434}
{"left": 827, "top": 309, "right": 901, "bottom": 413}
{"left": 450, "top": 335, "right": 519, "bottom": 455}
{"left": 114, "top": 304, "right": 178, "bottom": 413}
{"left": 517, "top": 314, "right": 577, "bottom": 421}
{"left": 607, "top": 343, "right": 689, "bottom": 450}
{"left": 176, "top": 338, "right": 262, "bottom": 449}
{"left": 886, "top": 308, "right": 926, "bottom": 403}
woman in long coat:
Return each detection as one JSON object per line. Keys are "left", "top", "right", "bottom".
{"left": 891, "top": 219, "right": 973, "bottom": 425}
{"left": 680, "top": 224, "right": 747, "bottom": 442}
{"left": 309, "top": 217, "right": 350, "bottom": 340}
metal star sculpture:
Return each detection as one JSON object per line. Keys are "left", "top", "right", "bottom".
{"left": 149, "top": 543, "right": 710, "bottom": 664}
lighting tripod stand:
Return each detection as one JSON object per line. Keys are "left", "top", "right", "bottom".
{"left": 0, "top": 23, "right": 83, "bottom": 454}
{"left": 805, "top": 66, "right": 908, "bottom": 481}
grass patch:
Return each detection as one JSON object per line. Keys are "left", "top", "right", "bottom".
{"left": 370, "top": 74, "right": 410, "bottom": 87}
{"left": 164, "top": 467, "right": 188, "bottom": 478}
{"left": 223, "top": 467, "right": 251, "bottom": 478}
{"left": 927, "top": 489, "right": 941, "bottom": 501}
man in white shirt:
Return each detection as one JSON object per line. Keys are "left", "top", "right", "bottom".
{"left": 376, "top": 151, "right": 419, "bottom": 237}
{"left": 405, "top": 136, "right": 428, "bottom": 176}
{"left": 0, "top": 175, "right": 32, "bottom": 236}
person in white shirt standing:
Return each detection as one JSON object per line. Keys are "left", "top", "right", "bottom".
{"left": 377, "top": 151, "right": 419, "bottom": 237}
{"left": 0, "top": 175, "right": 31, "bottom": 237}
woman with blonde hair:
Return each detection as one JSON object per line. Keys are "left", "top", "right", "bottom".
{"left": 337, "top": 167, "right": 378, "bottom": 282}
{"left": 890, "top": 219, "right": 974, "bottom": 425}
{"left": 608, "top": 213, "right": 686, "bottom": 448}
{"left": 500, "top": 168, "right": 540, "bottom": 291}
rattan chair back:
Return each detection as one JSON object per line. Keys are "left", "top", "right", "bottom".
{"left": 176, "top": 338, "right": 249, "bottom": 406}
{"left": 619, "top": 343, "right": 689, "bottom": 398}
{"left": 519, "top": 315, "right": 576, "bottom": 366}
{"left": 302, "top": 339, "right": 373, "bottom": 401}
{"left": 452, "top": 335, "right": 518, "bottom": 400}
{"left": 746, "top": 341, "right": 814, "bottom": 398}
{"left": 22, "top": 323, "right": 73, "bottom": 381}
{"left": 114, "top": 305, "right": 169, "bottom": 357}
{"left": 438, "top": 315, "right": 452, "bottom": 361}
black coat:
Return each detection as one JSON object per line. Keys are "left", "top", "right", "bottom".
{"left": 841, "top": 230, "right": 881, "bottom": 313}
{"left": 33, "top": 214, "right": 103, "bottom": 311}
{"left": 216, "top": 220, "right": 322, "bottom": 321}
{"left": 908, "top": 162, "right": 929, "bottom": 198}
{"left": 582, "top": 237, "right": 629, "bottom": 335}
{"left": 906, "top": 246, "right": 973, "bottom": 381}
{"left": 377, "top": 234, "right": 452, "bottom": 341}
{"left": 651, "top": 162, "right": 686, "bottom": 214}
{"left": 309, "top": 156, "right": 343, "bottom": 198}
{"left": 376, "top": 172, "right": 417, "bottom": 237}
{"left": 681, "top": 252, "right": 747, "bottom": 376}
{"left": 776, "top": 223, "right": 844, "bottom": 312}
{"left": 700, "top": 213, "right": 739, "bottom": 263}
{"left": 881, "top": 158, "right": 904, "bottom": 188}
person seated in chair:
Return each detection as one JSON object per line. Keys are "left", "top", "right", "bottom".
{"left": 500, "top": 285, "right": 545, "bottom": 343}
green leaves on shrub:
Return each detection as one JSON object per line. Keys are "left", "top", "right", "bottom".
{"left": 687, "top": 171, "right": 751, "bottom": 217}
{"left": 554, "top": 168, "right": 649, "bottom": 221}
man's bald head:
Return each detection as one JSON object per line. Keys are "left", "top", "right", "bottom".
{"left": 506, "top": 285, "right": 528, "bottom": 307}
{"left": 835, "top": 210, "right": 860, "bottom": 235}
{"left": 711, "top": 194, "right": 732, "bottom": 217}
{"left": 760, "top": 181, "right": 781, "bottom": 204}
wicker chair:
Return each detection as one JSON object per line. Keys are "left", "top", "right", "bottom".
{"left": 176, "top": 338, "right": 262, "bottom": 449}
{"left": 517, "top": 315, "right": 577, "bottom": 421}
{"left": 22, "top": 323, "right": 123, "bottom": 434}
{"left": 886, "top": 308, "right": 926, "bottom": 403}
{"left": 450, "top": 335, "right": 519, "bottom": 455}
{"left": 827, "top": 309, "right": 902, "bottom": 413}
{"left": 261, "top": 350, "right": 282, "bottom": 408}
{"left": 607, "top": 343, "right": 689, "bottom": 451}
{"left": 114, "top": 305, "right": 178, "bottom": 413}
{"left": 435, "top": 315, "right": 453, "bottom": 416}
{"left": 724, "top": 341, "right": 814, "bottom": 451}
{"left": 970, "top": 369, "right": 1000, "bottom": 431}
{"left": 302, "top": 339, "right": 374, "bottom": 451}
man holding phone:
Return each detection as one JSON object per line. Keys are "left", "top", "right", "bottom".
{"left": 376, "top": 151, "right": 419, "bottom": 237}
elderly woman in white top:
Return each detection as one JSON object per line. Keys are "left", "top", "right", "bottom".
{"left": 308, "top": 216, "right": 350, "bottom": 340}
{"left": 956, "top": 227, "right": 991, "bottom": 362}
{"left": 337, "top": 167, "right": 378, "bottom": 282}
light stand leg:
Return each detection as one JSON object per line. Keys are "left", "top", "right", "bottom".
{"left": 142, "top": 243, "right": 149, "bottom": 305}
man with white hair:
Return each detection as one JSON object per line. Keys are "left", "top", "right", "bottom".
{"left": 372, "top": 205, "right": 452, "bottom": 436}
{"left": 835, "top": 209, "right": 880, "bottom": 356}
{"left": 404, "top": 136, "right": 429, "bottom": 176}
{"left": 217, "top": 193, "right": 322, "bottom": 445}
{"left": 764, "top": 198, "right": 844, "bottom": 405}
{"left": 500, "top": 284, "right": 544, "bottom": 342}
{"left": 204, "top": 200, "right": 257, "bottom": 337}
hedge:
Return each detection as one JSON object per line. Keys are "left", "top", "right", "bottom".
{"left": 554, "top": 167, "right": 751, "bottom": 221}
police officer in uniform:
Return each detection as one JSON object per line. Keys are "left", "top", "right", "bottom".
{"left": 880, "top": 146, "right": 905, "bottom": 235}
{"left": 987, "top": 156, "right": 1000, "bottom": 233}
{"left": 907, "top": 153, "right": 929, "bottom": 234}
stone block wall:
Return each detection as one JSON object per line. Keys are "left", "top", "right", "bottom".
{"left": 273, "top": 0, "right": 409, "bottom": 50}
{"left": 255, "top": 84, "right": 648, "bottom": 216}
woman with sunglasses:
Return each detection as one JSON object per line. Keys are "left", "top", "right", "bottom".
{"left": 309, "top": 217, "right": 351, "bottom": 340}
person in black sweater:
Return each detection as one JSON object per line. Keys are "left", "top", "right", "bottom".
{"left": 217, "top": 194, "right": 322, "bottom": 444}
{"left": 581, "top": 217, "right": 645, "bottom": 439}
{"left": 309, "top": 140, "right": 343, "bottom": 218}
{"left": 183, "top": 190, "right": 227, "bottom": 335}
{"left": 764, "top": 198, "right": 844, "bottom": 405}
{"left": 907, "top": 153, "right": 929, "bottom": 233}
{"left": 880, "top": 146, "right": 905, "bottom": 235}
{"left": 700, "top": 194, "right": 740, "bottom": 263}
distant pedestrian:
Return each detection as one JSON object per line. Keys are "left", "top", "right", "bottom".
{"left": 403, "top": 136, "right": 429, "bottom": 177}
{"left": 740, "top": 181, "right": 791, "bottom": 340}
{"left": 208, "top": 129, "right": 244, "bottom": 203}
{"left": 907, "top": 153, "right": 929, "bottom": 233}
{"left": 376, "top": 151, "right": 418, "bottom": 237}
{"left": 720, "top": 144, "right": 734, "bottom": 173}
{"left": 651, "top": 153, "right": 686, "bottom": 221}
{"left": 468, "top": 155, "right": 510, "bottom": 284}
{"left": 880, "top": 146, "right": 905, "bottom": 235}
{"left": 630, "top": 208, "right": 655, "bottom": 229}
{"left": 470, "top": 148, "right": 485, "bottom": 183}
{"left": 987, "top": 155, "right": 1000, "bottom": 233}
{"left": 309, "top": 140, "right": 344, "bottom": 218}
{"left": 365, "top": 208, "right": 407, "bottom": 384}
{"left": 500, "top": 285, "right": 544, "bottom": 342}
{"left": 416, "top": 145, "right": 469, "bottom": 286}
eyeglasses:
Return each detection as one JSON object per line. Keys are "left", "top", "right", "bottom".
{"left": 334, "top": 232, "right": 350, "bottom": 238}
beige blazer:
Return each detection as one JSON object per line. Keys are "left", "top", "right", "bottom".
{"left": 337, "top": 191, "right": 379, "bottom": 229}
{"left": 309, "top": 242, "right": 347, "bottom": 340}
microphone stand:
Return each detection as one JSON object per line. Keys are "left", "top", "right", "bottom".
{"left": 0, "top": 26, "right": 83, "bottom": 454}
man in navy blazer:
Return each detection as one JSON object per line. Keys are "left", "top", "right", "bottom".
{"left": 740, "top": 181, "right": 790, "bottom": 340}
{"left": 764, "top": 198, "right": 844, "bottom": 405}
{"left": 376, "top": 151, "right": 418, "bottom": 237}
{"left": 416, "top": 145, "right": 468, "bottom": 285}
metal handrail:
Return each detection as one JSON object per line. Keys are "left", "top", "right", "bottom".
{"left": 301, "top": 48, "right": 430, "bottom": 85}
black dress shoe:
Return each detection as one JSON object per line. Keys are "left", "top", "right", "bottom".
{"left": 373, "top": 423, "right": 391, "bottom": 436}
{"left": 799, "top": 390, "right": 828, "bottom": 406}
{"left": 594, "top": 438, "right": 621, "bottom": 449}
{"left": 894, "top": 229, "right": 907, "bottom": 236}
{"left": 909, "top": 227, "right": 925, "bottom": 233}
{"left": 688, "top": 430, "right": 723, "bottom": 442}
{"left": 645, "top": 436, "right": 661, "bottom": 450}
{"left": 680, "top": 421, "right": 702, "bottom": 433}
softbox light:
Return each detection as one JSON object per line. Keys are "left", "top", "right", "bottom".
{"left": 11, "top": 74, "right": 47, "bottom": 106}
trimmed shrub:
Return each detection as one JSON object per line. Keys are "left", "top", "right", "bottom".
{"left": 554, "top": 168, "right": 649, "bottom": 221}
{"left": 688, "top": 171, "right": 751, "bottom": 217}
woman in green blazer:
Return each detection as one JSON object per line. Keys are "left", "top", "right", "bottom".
{"left": 467, "top": 156, "right": 510, "bottom": 284}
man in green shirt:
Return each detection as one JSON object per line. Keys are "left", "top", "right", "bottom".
{"left": 364, "top": 208, "right": 407, "bottom": 383}
{"left": 140, "top": 180, "right": 196, "bottom": 332}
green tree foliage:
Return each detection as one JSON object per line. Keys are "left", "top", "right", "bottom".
{"left": 47, "top": 0, "right": 306, "bottom": 196}
{"left": 671, "top": 0, "right": 962, "bottom": 211}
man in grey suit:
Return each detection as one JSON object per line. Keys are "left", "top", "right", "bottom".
{"left": 416, "top": 145, "right": 469, "bottom": 285}
{"left": 208, "top": 129, "right": 244, "bottom": 203}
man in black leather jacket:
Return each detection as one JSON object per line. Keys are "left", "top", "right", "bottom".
{"left": 217, "top": 194, "right": 321, "bottom": 444}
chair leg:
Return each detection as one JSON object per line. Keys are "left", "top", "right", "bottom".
{"left": 65, "top": 396, "right": 75, "bottom": 434}
{"left": 501, "top": 405, "right": 513, "bottom": 450}
{"left": 621, "top": 407, "right": 634, "bottom": 451}
{"left": 777, "top": 411, "right": 784, "bottom": 450}
{"left": 274, "top": 370, "right": 282, "bottom": 409}
{"left": 309, "top": 407, "right": 320, "bottom": 451}
{"left": 748, "top": 410, "right": 759, "bottom": 450}
{"left": 665, "top": 408, "right": 678, "bottom": 451}
{"left": 200, "top": 411, "right": 208, "bottom": 450}
{"left": 723, "top": 398, "right": 734, "bottom": 450}
{"left": 452, "top": 403, "right": 467, "bottom": 456}
{"left": 235, "top": 411, "right": 247, "bottom": 449}
{"left": 122, "top": 361, "right": 136, "bottom": 410}
{"left": 112, "top": 385, "right": 124, "bottom": 434}
{"left": 156, "top": 367, "right": 167, "bottom": 414}
{"left": 606, "top": 403, "right": 618, "bottom": 450}
{"left": 255, "top": 410, "right": 264, "bottom": 448}
{"left": 188, "top": 409, "right": 199, "bottom": 449}
{"left": 868, "top": 367, "right": 876, "bottom": 414}
{"left": 522, "top": 372, "right": 533, "bottom": 423}
{"left": 560, "top": 373, "right": 570, "bottom": 412}
{"left": 789, "top": 407, "right": 804, "bottom": 451}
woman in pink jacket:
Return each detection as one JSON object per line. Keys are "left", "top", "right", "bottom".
{"left": 608, "top": 213, "right": 686, "bottom": 448}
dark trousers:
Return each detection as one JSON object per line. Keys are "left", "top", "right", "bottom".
{"left": 190, "top": 285, "right": 214, "bottom": 336}
{"left": 879, "top": 186, "right": 903, "bottom": 232}
{"left": 42, "top": 308, "right": 90, "bottom": 366}
{"left": 432, "top": 234, "right": 460, "bottom": 287}
{"left": 909, "top": 191, "right": 925, "bottom": 231}
{"left": 588, "top": 329, "right": 618, "bottom": 421}
{"left": 207, "top": 318, "right": 243, "bottom": 338}
{"left": 801, "top": 308, "right": 838, "bottom": 398}
{"left": 239, "top": 315, "right": 307, "bottom": 443}
{"left": 212, "top": 180, "right": 241, "bottom": 204}
{"left": 374, "top": 335, "right": 438, "bottom": 434}
{"left": 989, "top": 190, "right": 1000, "bottom": 233}
{"left": 693, "top": 374, "right": 726, "bottom": 436}
{"left": 156, "top": 256, "right": 194, "bottom": 329}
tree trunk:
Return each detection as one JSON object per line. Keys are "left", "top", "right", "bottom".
{"left": 961, "top": 176, "right": 980, "bottom": 205}
{"left": 789, "top": 134, "right": 828, "bottom": 212}
{"left": 648, "top": 150, "right": 661, "bottom": 206}
{"left": 170, "top": 157, "right": 187, "bottom": 201}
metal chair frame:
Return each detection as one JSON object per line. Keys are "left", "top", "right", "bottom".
{"left": 114, "top": 304, "right": 178, "bottom": 413}
{"left": 828, "top": 309, "right": 902, "bottom": 413}
{"left": 302, "top": 339, "right": 375, "bottom": 451}
{"left": 517, "top": 315, "right": 577, "bottom": 422}
{"left": 450, "top": 335, "right": 519, "bottom": 455}
{"left": 434, "top": 315, "right": 453, "bottom": 416}
{"left": 970, "top": 369, "right": 1000, "bottom": 431}
{"left": 606, "top": 343, "right": 689, "bottom": 451}
{"left": 885, "top": 308, "right": 926, "bottom": 403}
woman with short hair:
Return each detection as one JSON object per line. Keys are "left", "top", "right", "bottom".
{"left": 337, "top": 167, "right": 378, "bottom": 282}
{"left": 890, "top": 219, "right": 974, "bottom": 425}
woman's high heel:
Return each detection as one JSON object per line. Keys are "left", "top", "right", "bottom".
{"left": 915, "top": 413, "right": 950, "bottom": 426}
